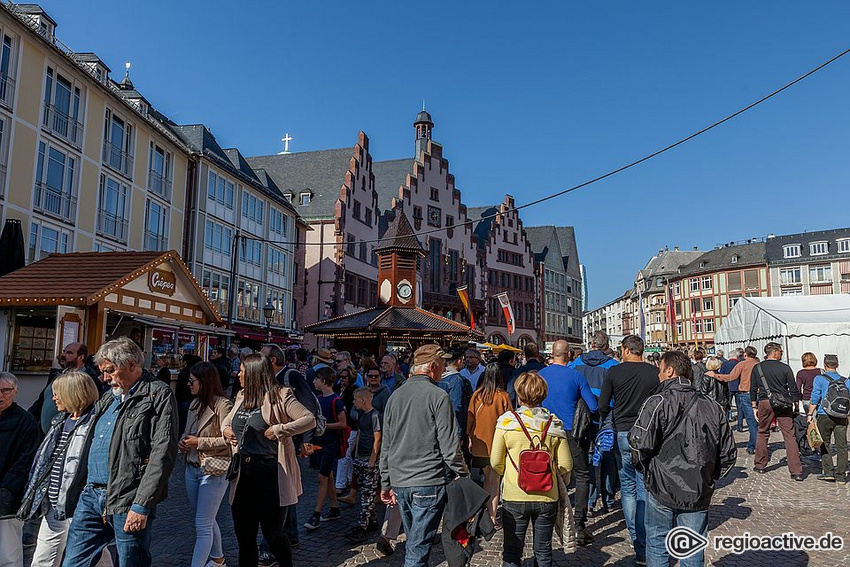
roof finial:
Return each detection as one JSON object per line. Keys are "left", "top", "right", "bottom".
{"left": 422, "top": 99, "right": 426, "bottom": 111}
{"left": 119, "top": 62, "right": 134, "bottom": 90}
{"left": 278, "top": 132, "right": 293, "bottom": 155}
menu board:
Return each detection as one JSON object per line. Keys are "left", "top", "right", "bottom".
{"left": 11, "top": 319, "right": 55, "bottom": 372}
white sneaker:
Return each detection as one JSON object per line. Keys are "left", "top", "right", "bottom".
{"left": 205, "top": 560, "right": 227, "bottom": 567}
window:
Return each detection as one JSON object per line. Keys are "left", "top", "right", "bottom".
{"left": 810, "top": 241, "right": 828, "bottom": 256}
{"left": 779, "top": 267, "right": 801, "bottom": 285}
{"left": 207, "top": 171, "right": 234, "bottom": 209}
{"left": 268, "top": 248, "right": 287, "bottom": 277}
{"left": 783, "top": 244, "right": 802, "bottom": 258}
{"left": 357, "top": 278, "right": 367, "bottom": 306}
{"left": 201, "top": 270, "right": 230, "bottom": 316}
{"left": 702, "top": 276, "right": 712, "bottom": 290}
{"left": 344, "top": 273, "right": 354, "bottom": 303}
{"left": 269, "top": 208, "right": 287, "bottom": 237}
{"left": 103, "top": 109, "right": 134, "bottom": 178}
{"left": 0, "top": 33, "right": 15, "bottom": 109}
{"left": 674, "top": 281, "right": 680, "bottom": 295}
{"left": 703, "top": 297, "right": 713, "bottom": 311}
{"left": 430, "top": 187, "right": 439, "bottom": 201}
{"left": 43, "top": 67, "right": 82, "bottom": 146}
{"left": 727, "top": 271, "right": 742, "bottom": 292}
{"left": 242, "top": 192, "right": 264, "bottom": 225}
{"left": 203, "top": 219, "right": 232, "bottom": 255}
{"left": 838, "top": 239, "right": 850, "bottom": 254}
{"left": 694, "top": 319, "right": 702, "bottom": 333}
{"left": 148, "top": 143, "right": 171, "bottom": 199}
{"left": 448, "top": 250, "right": 459, "bottom": 282}
{"left": 299, "top": 191, "right": 311, "bottom": 205}
{"left": 690, "top": 298, "right": 700, "bottom": 314}
{"left": 236, "top": 280, "right": 260, "bottom": 321}
{"left": 97, "top": 175, "right": 128, "bottom": 242}
{"left": 144, "top": 200, "right": 168, "bottom": 251}
{"left": 239, "top": 238, "right": 262, "bottom": 266}
{"left": 675, "top": 301, "right": 682, "bottom": 316}
{"left": 744, "top": 269, "right": 759, "bottom": 290}
{"left": 430, "top": 239, "right": 442, "bottom": 292}
{"left": 676, "top": 322, "right": 683, "bottom": 336}
{"left": 781, "top": 288, "right": 802, "bottom": 297}
{"left": 28, "top": 221, "right": 69, "bottom": 262}
{"left": 346, "top": 233, "right": 355, "bottom": 256}
{"left": 809, "top": 264, "right": 832, "bottom": 284}
{"left": 34, "top": 141, "right": 76, "bottom": 221}
{"left": 689, "top": 278, "right": 699, "bottom": 292}
{"left": 655, "top": 312, "right": 662, "bottom": 323}
{"left": 352, "top": 200, "right": 361, "bottom": 220}
{"left": 704, "top": 319, "right": 715, "bottom": 333}
{"left": 359, "top": 242, "right": 367, "bottom": 262}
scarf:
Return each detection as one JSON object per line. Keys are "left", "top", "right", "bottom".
{"left": 495, "top": 406, "right": 567, "bottom": 439}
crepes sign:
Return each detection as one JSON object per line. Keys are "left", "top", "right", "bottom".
{"left": 147, "top": 268, "right": 176, "bottom": 297}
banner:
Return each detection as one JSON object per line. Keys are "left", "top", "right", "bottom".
{"left": 638, "top": 289, "right": 646, "bottom": 342}
{"left": 667, "top": 284, "right": 677, "bottom": 344}
{"left": 456, "top": 285, "right": 475, "bottom": 330}
{"left": 496, "top": 292, "right": 515, "bottom": 336}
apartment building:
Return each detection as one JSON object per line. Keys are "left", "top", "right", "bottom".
{"left": 582, "top": 289, "right": 630, "bottom": 349}
{"left": 0, "top": 4, "right": 191, "bottom": 262}
{"left": 766, "top": 228, "right": 850, "bottom": 297}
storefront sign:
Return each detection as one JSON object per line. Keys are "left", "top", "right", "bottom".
{"left": 147, "top": 269, "right": 176, "bottom": 296}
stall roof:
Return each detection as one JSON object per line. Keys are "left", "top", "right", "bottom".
{"left": 306, "top": 306, "right": 478, "bottom": 338}
{"left": 0, "top": 250, "right": 224, "bottom": 325}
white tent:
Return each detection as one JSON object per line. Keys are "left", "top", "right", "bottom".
{"left": 713, "top": 295, "right": 850, "bottom": 373}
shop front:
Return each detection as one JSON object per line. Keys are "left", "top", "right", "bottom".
{"left": 0, "top": 250, "right": 229, "bottom": 407}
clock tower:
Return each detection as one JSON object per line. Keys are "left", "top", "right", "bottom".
{"left": 374, "top": 210, "right": 426, "bottom": 307}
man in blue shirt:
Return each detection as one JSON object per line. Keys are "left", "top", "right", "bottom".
{"left": 540, "top": 339, "right": 598, "bottom": 546}
{"left": 63, "top": 337, "right": 178, "bottom": 567}
{"left": 807, "top": 354, "right": 850, "bottom": 484}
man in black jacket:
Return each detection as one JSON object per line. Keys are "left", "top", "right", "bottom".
{"left": 751, "top": 342, "right": 802, "bottom": 479}
{"left": 629, "top": 351, "right": 736, "bottom": 567}
{"left": 0, "top": 372, "right": 39, "bottom": 567}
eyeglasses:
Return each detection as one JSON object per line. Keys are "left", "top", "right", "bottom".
{"left": 0, "top": 387, "right": 15, "bottom": 395}
{"left": 366, "top": 373, "right": 381, "bottom": 379}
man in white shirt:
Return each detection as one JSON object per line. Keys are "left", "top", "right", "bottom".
{"left": 459, "top": 348, "right": 485, "bottom": 389}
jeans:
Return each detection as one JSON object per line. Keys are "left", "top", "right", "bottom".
{"left": 501, "top": 500, "right": 558, "bottom": 567}
{"left": 733, "top": 393, "right": 744, "bottom": 429}
{"left": 614, "top": 431, "right": 646, "bottom": 559}
{"left": 817, "top": 414, "right": 848, "bottom": 477}
{"left": 645, "top": 492, "right": 708, "bottom": 567}
{"left": 31, "top": 504, "right": 70, "bottom": 567}
{"left": 566, "top": 433, "right": 590, "bottom": 526}
{"left": 184, "top": 466, "right": 228, "bottom": 567}
{"left": 394, "top": 484, "right": 447, "bottom": 567}
{"left": 737, "top": 393, "right": 757, "bottom": 451}
{"left": 0, "top": 517, "right": 23, "bottom": 567}
{"left": 587, "top": 449, "right": 618, "bottom": 510}
{"left": 62, "top": 485, "right": 154, "bottom": 567}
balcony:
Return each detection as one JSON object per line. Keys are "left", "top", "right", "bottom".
{"left": 103, "top": 141, "right": 134, "bottom": 179}
{"left": 143, "top": 231, "right": 168, "bottom": 251}
{"left": 97, "top": 210, "right": 128, "bottom": 243}
{"left": 148, "top": 169, "right": 171, "bottom": 200}
{"left": 43, "top": 104, "right": 83, "bottom": 148}
{"left": 0, "top": 73, "right": 15, "bottom": 110}
{"left": 33, "top": 182, "right": 76, "bottom": 222}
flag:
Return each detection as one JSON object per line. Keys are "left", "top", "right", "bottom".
{"left": 638, "top": 289, "right": 646, "bottom": 342}
{"left": 667, "top": 283, "right": 677, "bottom": 344}
{"left": 456, "top": 285, "right": 475, "bottom": 330}
{"left": 496, "top": 292, "right": 515, "bottom": 336}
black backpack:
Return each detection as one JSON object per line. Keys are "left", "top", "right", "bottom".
{"left": 822, "top": 373, "right": 850, "bottom": 418}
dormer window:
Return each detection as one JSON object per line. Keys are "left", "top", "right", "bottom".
{"left": 810, "top": 241, "right": 828, "bottom": 256}
{"left": 283, "top": 192, "right": 293, "bottom": 203}
{"left": 699, "top": 261, "right": 707, "bottom": 268}
{"left": 731, "top": 255, "right": 739, "bottom": 264}
{"left": 783, "top": 244, "right": 801, "bottom": 258}
{"left": 299, "top": 191, "right": 311, "bottom": 206}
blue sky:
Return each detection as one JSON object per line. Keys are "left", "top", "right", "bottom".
{"left": 46, "top": 1, "right": 850, "bottom": 309}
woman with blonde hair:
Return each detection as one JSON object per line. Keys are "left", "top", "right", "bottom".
{"left": 491, "top": 371, "right": 572, "bottom": 567}
{"left": 19, "top": 371, "right": 100, "bottom": 567}
{"left": 467, "top": 362, "right": 513, "bottom": 526}
{"left": 699, "top": 356, "right": 730, "bottom": 412}
{"left": 223, "top": 353, "right": 315, "bottom": 567}
{"left": 178, "top": 361, "right": 233, "bottom": 567}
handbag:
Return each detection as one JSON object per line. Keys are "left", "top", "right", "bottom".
{"left": 201, "top": 412, "right": 231, "bottom": 477}
{"left": 505, "top": 411, "right": 555, "bottom": 493}
{"left": 755, "top": 364, "right": 793, "bottom": 413}
{"left": 225, "top": 403, "right": 255, "bottom": 481}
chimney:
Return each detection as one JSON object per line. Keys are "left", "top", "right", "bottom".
{"left": 674, "top": 246, "right": 678, "bottom": 251}
{"left": 693, "top": 246, "right": 698, "bottom": 251}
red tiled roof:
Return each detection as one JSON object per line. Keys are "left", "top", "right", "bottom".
{"left": 0, "top": 250, "right": 171, "bottom": 306}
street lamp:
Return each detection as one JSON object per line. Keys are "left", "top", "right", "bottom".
{"left": 263, "top": 297, "right": 275, "bottom": 343}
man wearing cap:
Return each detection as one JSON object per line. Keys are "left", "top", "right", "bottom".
{"left": 380, "top": 344, "right": 468, "bottom": 567}
{"left": 437, "top": 348, "right": 471, "bottom": 445}
{"left": 460, "top": 348, "right": 486, "bottom": 389}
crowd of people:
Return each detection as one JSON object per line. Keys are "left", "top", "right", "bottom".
{"left": 0, "top": 330, "right": 847, "bottom": 567}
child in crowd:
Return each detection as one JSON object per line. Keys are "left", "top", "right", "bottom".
{"left": 344, "top": 388, "right": 382, "bottom": 543}
{"left": 305, "top": 366, "right": 347, "bottom": 530}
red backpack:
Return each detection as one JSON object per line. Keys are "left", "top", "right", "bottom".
{"left": 506, "top": 411, "right": 554, "bottom": 493}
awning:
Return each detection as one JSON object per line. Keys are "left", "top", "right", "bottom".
{"left": 115, "top": 312, "right": 235, "bottom": 336}
{"left": 231, "top": 323, "right": 298, "bottom": 344}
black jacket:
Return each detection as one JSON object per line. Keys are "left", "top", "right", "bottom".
{"left": 441, "top": 477, "right": 495, "bottom": 567}
{"left": 750, "top": 359, "right": 799, "bottom": 404}
{"left": 0, "top": 403, "right": 39, "bottom": 516}
{"left": 700, "top": 372, "right": 731, "bottom": 412}
{"left": 212, "top": 358, "right": 231, "bottom": 391}
{"left": 629, "top": 377, "right": 737, "bottom": 511}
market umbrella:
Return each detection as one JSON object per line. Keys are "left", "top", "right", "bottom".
{"left": 0, "top": 219, "right": 24, "bottom": 277}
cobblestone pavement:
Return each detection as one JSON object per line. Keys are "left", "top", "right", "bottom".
{"left": 24, "top": 428, "right": 850, "bottom": 566}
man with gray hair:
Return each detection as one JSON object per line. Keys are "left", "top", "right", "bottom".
{"left": 0, "top": 372, "right": 39, "bottom": 567}
{"left": 808, "top": 354, "right": 850, "bottom": 484}
{"left": 62, "top": 337, "right": 178, "bottom": 567}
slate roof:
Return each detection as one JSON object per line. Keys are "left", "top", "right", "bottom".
{"left": 372, "top": 158, "right": 414, "bottom": 208}
{"left": 677, "top": 241, "right": 766, "bottom": 278}
{"left": 467, "top": 206, "right": 499, "bottom": 249}
{"left": 305, "top": 306, "right": 475, "bottom": 336}
{"left": 245, "top": 149, "right": 354, "bottom": 221}
{"left": 641, "top": 249, "right": 704, "bottom": 279}
{"left": 374, "top": 211, "right": 425, "bottom": 255}
{"left": 764, "top": 227, "right": 850, "bottom": 266}
{"left": 555, "top": 227, "right": 582, "bottom": 279}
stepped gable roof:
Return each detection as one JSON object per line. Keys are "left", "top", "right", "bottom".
{"left": 677, "top": 241, "right": 766, "bottom": 278}
{"left": 373, "top": 158, "right": 414, "bottom": 207}
{"left": 246, "top": 148, "right": 354, "bottom": 220}
{"left": 374, "top": 210, "right": 425, "bottom": 255}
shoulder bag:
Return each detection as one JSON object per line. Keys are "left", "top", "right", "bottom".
{"left": 200, "top": 409, "right": 231, "bottom": 477}
{"left": 755, "top": 364, "right": 793, "bottom": 413}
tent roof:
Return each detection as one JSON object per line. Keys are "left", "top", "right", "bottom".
{"left": 715, "top": 295, "right": 850, "bottom": 344}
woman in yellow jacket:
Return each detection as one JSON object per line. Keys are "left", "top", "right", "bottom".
{"left": 491, "top": 371, "right": 572, "bottom": 567}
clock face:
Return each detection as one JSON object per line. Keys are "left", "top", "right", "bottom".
{"left": 397, "top": 280, "right": 413, "bottom": 302}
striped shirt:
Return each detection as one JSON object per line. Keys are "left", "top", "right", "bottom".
{"left": 48, "top": 417, "right": 77, "bottom": 506}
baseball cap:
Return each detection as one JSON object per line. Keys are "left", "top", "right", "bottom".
{"left": 412, "top": 344, "right": 453, "bottom": 365}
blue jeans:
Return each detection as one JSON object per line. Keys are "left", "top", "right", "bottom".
{"left": 394, "top": 485, "right": 447, "bottom": 567}
{"left": 185, "top": 466, "right": 228, "bottom": 567}
{"left": 733, "top": 393, "right": 743, "bottom": 429}
{"left": 645, "top": 492, "right": 708, "bottom": 567}
{"left": 62, "top": 484, "right": 154, "bottom": 567}
{"left": 587, "top": 448, "right": 618, "bottom": 510}
{"left": 738, "top": 393, "right": 757, "bottom": 451}
{"left": 614, "top": 431, "right": 646, "bottom": 559}
{"left": 502, "top": 500, "right": 558, "bottom": 567}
